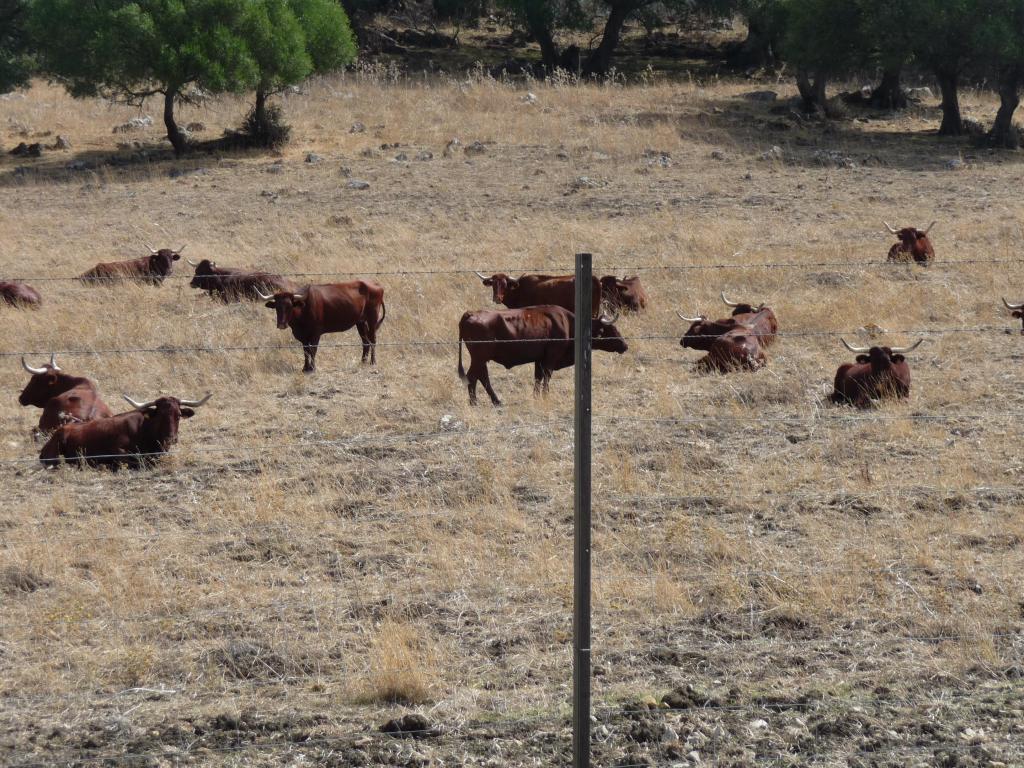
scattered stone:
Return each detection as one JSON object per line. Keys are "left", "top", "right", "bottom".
{"left": 464, "top": 140, "right": 487, "bottom": 156}
{"left": 260, "top": 190, "right": 278, "bottom": 198}
{"left": 328, "top": 214, "right": 353, "bottom": 227}
{"left": 749, "top": 719, "right": 769, "bottom": 731}
{"left": 360, "top": 147, "right": 381, "bottom": 158}
{"left": 661, "top": 683, "right": 718, "bottom": 709}
{"left": 339, "top": 166, "right": 352, "bottom": 177}
{"left": 443, "top": 138, "right": 462, "bottom": 157}
{"left": 946, "top": 156, "right": 967, "bottom": 171}
{"left": 415, "top": 151, "right": 433, "bottom": 161}
{"left": 394, "top": 152, "right": 408, "bottom": 162}
{"left": 590, "top": 150, "right": 611, "bottom": 161}
{"left": 569, "top": 176, "right": 605, "bottom": 191}
{"left": 380, "top": 142, "right": 402, "bottom": 150}
{"left": 53, "top": 135, "right": 71, "bottom": 150}
{"left": 66, "top": 160, "right": 88, "bottom": 171}
{"left": 628, "top": 717, "right": 667, "bottom": 744}
{"left": 643, "top": 148, "right": 671, "bottom": 168}
{"left": 813, "top": 149, "right": 856, "bottom": 168}
{"left": 555, "top": 150, "right": 570, "bottom": 160}
{"left": 346, "top": 179, "right": 371, "bottom": 190}
{"left": 379, "top": 714, "right": 441, "bottom": 739}
{"left": 710, "top": 149, "right": 727, "bottom": 160}
{"left": 117, "top": 140, "right": 143, "bottom": 151}
{"left": 185, "top": 121, "right": 206, "bottom": 133}
{"left": 439, "top": 414, "right": 464, "bottom": 432}
{"left": 760, "top": 145, "right": 784, "bottom": 162}
{"left": 522, "top": 91, "right": 537, "bottom": 104}
{"left": 8, "top": 142, "right": 42, "bottom": 157}
{"left": 112, "top": 116, "right": 153, "bottom": 133}
{"left": 743, "top": 90, "right": 778, "bottom": 102}
{"left": 906, "top": 86, "right": 933, "bottom": 101}
{"left": 349, "top": 122, "right": 366, "bottom": 133}
{"left": 305, "top": 152, "right": 324, "bottom": 164}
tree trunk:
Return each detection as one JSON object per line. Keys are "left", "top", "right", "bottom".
{"left": 796, "top": 68, "right": 828, "bottom": 113}
{"left": 583, "top": 1, "right": 634, "bottom": 77}
{"left": 523, "top": 6, "right": 559, "bottom": 71}
{"left": 163, "top": 89, "right": 187, "bottom": 156}
{"left": 936, "top": 69, "right": 964, "bottom": 136}
{"left": 989, "top": 67, "right": 1021, "bottom": 148}
{"left": 870, "top": 66, "right": 908, "bottom": 110}
{"left": 255, "top": 88, "right": 268, "bottom": 129}
{"left": 731, "top": 12, "right": 775, "bottom": 69}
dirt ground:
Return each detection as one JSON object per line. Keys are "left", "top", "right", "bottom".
{"left": 1, "top": 62, "right": 1023, "bottom": 767}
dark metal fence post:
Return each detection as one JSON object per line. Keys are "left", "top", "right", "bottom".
{"left": 573, "top": 253, "right": 593, "bottom": 768}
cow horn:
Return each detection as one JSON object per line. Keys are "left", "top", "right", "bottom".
{"left": 179, "top": 393, "right": 212, "bottom": 408}
{"left": 922, "top": 221, "right": 936, "bottom": 235}
{"left": 721, "top": 292, "right": 740, "bottom": 307}
{"left": 883, "top": 221, "right": 899, "bottom": 234}
{"left": 21, "top": 357, "right": 47, "bottom": 375}
{"left": 49, "top": 352, "right": 60, "bottom": 371}
{"left": 255, "top": 287, "right": 274, "bottom": 300}
{"left": 676, "top": 311, "right": 705, "bottom": 322}
{"left": 123, "top": 395, "right": 157, "bottom": 410}
{"left": 1002, "top": 297, "right": 1024, "bottom": 310}
{"left": 890, "top": 339, "right": 924, "bottom": 354}
{"left": 176, "top": 245, "right": 187, "bottom": 253}
{"left": 599, "top": 309, "right": 619, "bottom": 325}
{"left": 186, "top": 258, "right": 198, "bottom": 267}
{"left": 473, "top": 271, "right": 489, "bottom": 280}
{"left": 841, "top": 338, "right": 870, "bottom": 353}
{"left": 143, "top": 241, "right": 158, "bottom": 255}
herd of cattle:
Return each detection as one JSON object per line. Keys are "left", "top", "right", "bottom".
{"left": 2, "top": 222, "right": 1014, "bottom": 467}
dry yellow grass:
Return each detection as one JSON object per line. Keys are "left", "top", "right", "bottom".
{"left": 1, "top": 68, "right": 1023, "bottom": 766}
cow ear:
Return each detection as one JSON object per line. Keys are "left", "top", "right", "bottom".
{"left": 1013, "top": 310, "right": 1023, "bottom": 318}
{"left": 265, "top": 300, "right": 276, "bottom": 309}
{"left": 891, "top": 354, "right": 905, "bottom": 363}
{"left": 482, "top": 277, "right": 493, "bottom": 286}
{"left": 508, "top": 279, "right": 519, "bottom": 289}
{"left": 180, "top": 408, "right": 196, "bottom": 419}
{"left": 855, "top": 354, "right": 870, "bottom": 363}
{"left": 171, "top": 253, "right": 181, "bottom": 260}
{"left": 292, "top": 297, "right": 305, "bottom": 308}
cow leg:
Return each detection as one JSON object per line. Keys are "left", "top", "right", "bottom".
{"left": 362, "top": 320, "right": 378, "bottom": 365}
{"left": 357, "top": 322, "right": 371, "bottom": 363}
{"left": 302, "top": 336, "right": 320, "bottom": 373}
{"left": 533, "top": 361, "right": 543, "bottom": 396}
{"left": 476, "top": 364, "right": 500, "bottom": 406}
{"left": 542, "top": 367, "right": 552, "bottom": 395}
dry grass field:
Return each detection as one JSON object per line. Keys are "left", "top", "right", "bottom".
{"left": 1, "top": 64, "right": 1024, "bottom": 767}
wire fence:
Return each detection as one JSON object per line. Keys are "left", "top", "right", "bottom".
{"left": 2, "top": 255, "right": 1023, "bottom": 768}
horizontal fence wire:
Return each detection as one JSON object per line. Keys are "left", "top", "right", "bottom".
{"left": 5, "top": 254, "right": 1024, "bottom": 283}
{"left": 0, "top": 324, "right": 1018, "bottom": 359}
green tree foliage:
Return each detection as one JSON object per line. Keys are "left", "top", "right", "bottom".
{"left": 972, "top": 0, "right": 1024, "bottom": 145}
{"left": 0, "top": 0, "right": 33, "bottom": 93}
{"left": 29, "top": 0, "right": 259, "bottom": 155}
{"left": 779, "top": 0, "right": 863, "bottom": 112}
{"left": 243, "top": 0, "right": 356, "bottom": 140}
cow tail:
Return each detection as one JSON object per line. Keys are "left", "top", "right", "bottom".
{"left": 458, "top": 331, "right": 467, "bottom": 381}
{"left": 376, "top": 300, "right": 386, "bottom": 329}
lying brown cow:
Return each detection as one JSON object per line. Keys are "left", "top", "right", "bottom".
{"left": 831, "top": 339, "right": 922, "bottom": 407}
{"left": 40, "top": 393, "right": 211, "bottom": 468}
{"left": 699, "top": 328, "right": 766, "bottom": 372}
{"left": 885, "top": 221, "right": 935, "bottom": 265}
{"left": 1003, "top": 297, "right": 1024, "bottom": 333}
{"left": 457, "top": 305, "right": 626, "bottom": 405}
{"left": 188, "top": 258, "right": 296, "bottom": 302}
{"left": 19, "top": 354, "right": 113, "bottom": 435}
{"left": 600, "top": 275, "right": 648, "bottom": 312}
{"left": 260, "top": 281, "right": 386, "bottom": 372}
{"left": 80, "top": 245, "right": 183, "bottom": 285}
{"left": 0, "top": 281, "right": 41, "bottom": 307}
{"left": 720, "top": 293, "right": 778, "bottom": 347}
{"left": 474, "top": 272, "right": 603, "bottom": 317}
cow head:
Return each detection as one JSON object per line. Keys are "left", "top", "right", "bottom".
{"left": 885, "top": 221, "right": 935, "bottom": 251}
{"left": 1003, "top": 297, "right": 1024, "bottom": 333}
{"left": 721, "top": 291, "right": 763, "bottom": 316}
{"left": 676, "top": 311, "right": 737, "bottom": 351}
{"left": 260, "top": 289, "right": 306, "bottom": 329}
{"left": 19, "top": 353, "right": 66, "bottom": 406}
{"left": 123, "top": 393, "right": 211, "bottom": 449}
{"left": 147, "top": 246, "right": 184, "bottom": 276}
{"left": 841, "top": 338, "right": 923, "bottom": 368}
{"left": 590, "top": 311, "right": 628, "bottom": 354}
{"left": 475, "top": 271, "right": 519, "bottom": 304}
{"left": 600, "top": 275, "right": 622, "bottom": 304}
{"left": 188, "top": 258, "right": 218, "bottom": 288}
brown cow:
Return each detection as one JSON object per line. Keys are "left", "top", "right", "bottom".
{"left": 260, "top": 281, "right": 386, "bottom": 372}
{"left": 19, "top": 354, "right": 113, "bottom": 436}
{"left": 720, "top": 292, "right": 778, "bottom": 347}
{"left": 187, "top": 258, "right": 296, "bottom": 302}
{"left": 677, "top": 293, "right": 778, "bottom": 352}
{"left": 0, "top": 281, "right": 41, "bottom": 307}
{"left": 80, "top": 245, "right": 183, "bottom": 285}
{"left": 1003, "top": 297, "right": 1024, "bottom": 334}
{"left": 457, "top": 305, "right": 626, "bottom": 406}
{"left": 885, "top": 221, "right": 935, "bottom": 265}
{"left": 40, "top": 393, "right": 211, "bottom": 468}
{"left": 600, "top": 275, "right": 648, "bottom": 312}
{"left": 474, "top": 272, "right": 603, "bottom": 317}
{"left": 831, "top": 339, "right": 922, "bottom": 407}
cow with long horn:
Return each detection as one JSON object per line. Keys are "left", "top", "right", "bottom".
{"left": 19, "top": 354, "right": 113, "bottom": 436}
{"left": 831, "top": 338, "right": 923, "bottom": 407}
{"left": 600, "top": 275, "right": 648, "bottom": 312}
{"left": 80, "top": 245, "right": 184, "bottom": 285}
{"left": 885, "top": 221, "right": 935, "bottom": 265}
{"left": 40, "top": 393, "right": 212, "bottom": 468}
{"left": 474, "top": 271, "right": 603, "bottom": 317}
{"left": 719, "top": 292, "right": 778, "bottom": 346}
{"left": 677, "top": 311, "right": 767, "bottom": 373}
{"left": 458, "top": 305, "right": 626, "bottom": 405}
{"left": 1003, "top": 297, "right": 1024, "bottom": 334}
{"left": 189, "top": 258, "right": 296, "bottom": 302}
{"left": 260, "top": 281, "right": 386, "bottom": 372}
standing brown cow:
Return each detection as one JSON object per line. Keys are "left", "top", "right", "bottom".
{"left": 474, "top": 272, "right": 603, "bottom": 317}
{"left": 885, "top": 221, "right": 935, "bottom": 265}
{"left": 19, "top": 354, "right": 113, "bottom": 435}
{"left": 80, "top": 245, "right": 183, "bottom": 284}
{"left": 831, "top": 339, "right": 922, "bottom": 407}
{"left": 0, "top": 281, "right": 41, "bottom": 307}
{"left": 260, "top": 281, "right": 386, "bottom": 372}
